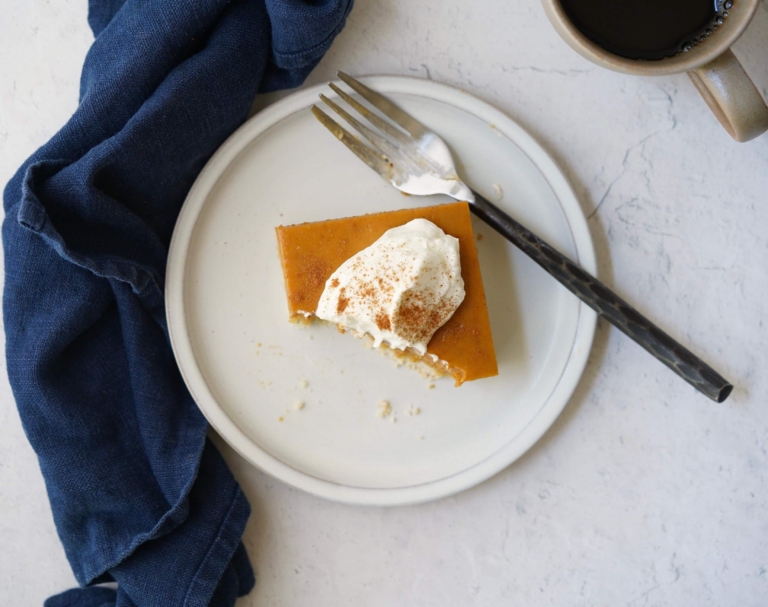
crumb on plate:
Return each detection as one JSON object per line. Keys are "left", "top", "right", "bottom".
{"left": 376, "top": 400, "right": 392, "bottom": 419}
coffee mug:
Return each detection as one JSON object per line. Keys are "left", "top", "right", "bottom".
{"left": 542, "top": 0, "right": 768, "bottom": 142}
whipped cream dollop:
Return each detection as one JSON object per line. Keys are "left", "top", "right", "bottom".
{"left": 315, "top": 218, "right": 465, "bottom": 355}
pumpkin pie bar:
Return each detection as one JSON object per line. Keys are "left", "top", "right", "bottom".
{"left": 275, "top": 201, "right": 498, "bottom": 385}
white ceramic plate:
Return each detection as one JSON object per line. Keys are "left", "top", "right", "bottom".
{"left": 166, "top": 76, "right": 597, "bottom": 506}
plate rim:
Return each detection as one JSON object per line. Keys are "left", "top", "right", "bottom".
{"left": 166, "top": 75, "right": 597, "bottom": 506}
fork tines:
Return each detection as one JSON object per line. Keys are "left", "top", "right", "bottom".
{"left": 309, "top": 104, "right": 392, "bottom": 175}
{"left": 311, "top": 71, "right": 433, "bottom": 179}
{"left": 335, "top": 71, "right": 428, "bottom": 138}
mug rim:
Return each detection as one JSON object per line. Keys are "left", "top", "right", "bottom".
{"left": 541, "top": 0, "right": 760, "bottom": 75}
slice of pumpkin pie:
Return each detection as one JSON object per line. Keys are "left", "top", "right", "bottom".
{"left": 275, "top": 201, "right": 497, "bottom": 385}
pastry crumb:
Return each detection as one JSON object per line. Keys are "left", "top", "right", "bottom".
{"left": 294, "top": 401, "right": 304, "bottom": 410}
{"left": 299, "top": 379, "right": 308, "bottom": 388}
{"left": 278, "top": 416, "right": 284, "bottom": 422}
{"left": 376, "top": 400, "right": 392, "bottom": 418}
{"left": 390, "top": 415, "right": 397, "bottom": 424}
{"left": 492, "top": 183, "right": 503, "bottom": 201}
{"left": 428, "top": 384, "right": 435, "bottom": 390}
{"left": 477, "top": 233, "right": 484, "bottom": 241}
{"left": 407, "top": 405, "right": 421, "bottom": 416}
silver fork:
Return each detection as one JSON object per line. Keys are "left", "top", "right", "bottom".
{"left": 311, "top": 71, "right": 732, "bottom": 403}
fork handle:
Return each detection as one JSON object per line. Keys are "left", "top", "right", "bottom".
{"left": 469, "top": 191, "right": 733, "bottom": 403}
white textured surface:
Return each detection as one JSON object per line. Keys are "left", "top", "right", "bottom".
{"left": 1, "top": 1, "right": 767, "bottom": 605}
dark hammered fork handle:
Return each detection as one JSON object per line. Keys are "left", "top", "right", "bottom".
{"left": 469, "top": 191, "right": 733, "bottom": 403}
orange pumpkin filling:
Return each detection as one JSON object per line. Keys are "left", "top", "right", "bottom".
{"left": 275, "top": 202, "right": 498, "bottom": 385}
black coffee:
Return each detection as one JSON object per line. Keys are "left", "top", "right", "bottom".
{"left": 560, "top": 0, "right": 732, "bottom": 60}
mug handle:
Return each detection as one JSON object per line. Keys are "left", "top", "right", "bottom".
{"left": 688, "top": 49, "right": 768, "bottom": 142}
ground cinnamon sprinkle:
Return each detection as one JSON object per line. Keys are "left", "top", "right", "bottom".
{"left": 375, "top": 276, "right": 394, "bottom": 294}
{"left": 394, "top": 291, "right": 457, "bottom": 343}
{"left": 375, "top": 310, "right": 391, "bottom": 331}
{"left": 332, "top": 259, "right": 462, "bottom": 345}
{"left": 314, "top": 220, "right": 466, "bottom": 355}
{"left": 358, "top": 282, "right": 376, "bottom": 299}
{"left": 304, "top": 257, "right": 329, "bottom": 292}
{"left": 336, "top": 287, "right": 349, "bottom": 314}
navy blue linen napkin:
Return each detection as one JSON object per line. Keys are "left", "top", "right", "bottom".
{"left": 2, "top": 1, "right": 351, "bottom": 605}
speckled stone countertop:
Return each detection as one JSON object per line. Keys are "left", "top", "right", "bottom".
{"left": 2, "top": 1, "right": 767, "bottom": 605}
